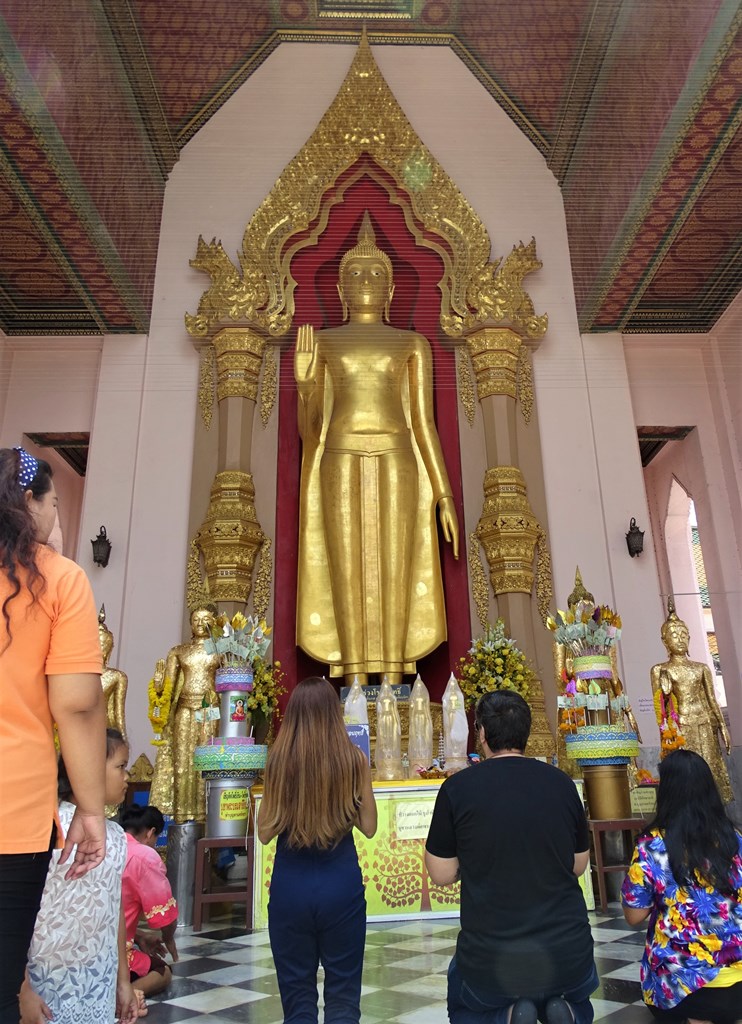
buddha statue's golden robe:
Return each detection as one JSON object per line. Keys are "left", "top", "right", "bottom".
{"left": 295, "top": 213, "right": 458, "bottom": 682}
{"left": 651, "top": 600, "right": 732, "bottom": 803}
{"left": 98, "top": 605, "right": 127, "bottom": 739}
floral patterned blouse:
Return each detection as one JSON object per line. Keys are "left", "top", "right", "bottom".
{"left": 621, "top": 829, "right": 742, "bottom": 1009}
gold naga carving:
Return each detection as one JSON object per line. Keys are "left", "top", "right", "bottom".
{"left": 184, "top": 32, "right": 547, "bottom": 346}
{"left": 185, "top": 236, "right": 270, "bottom": 339}
{"left": 475, "top": 466, "right": 552, "bottom": 625}
{"left": 466, "top": 239, "right": 548, "bottom": 341}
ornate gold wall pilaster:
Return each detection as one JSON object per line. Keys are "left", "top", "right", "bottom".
{"left": 190, "top": 325, "right": 271, "bottom": 611}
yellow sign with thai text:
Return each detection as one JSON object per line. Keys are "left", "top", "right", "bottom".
{"left": 220, "top": 788, "right": 248, "bottom": 821}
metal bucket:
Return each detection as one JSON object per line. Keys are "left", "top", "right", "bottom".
{"left": 583, "top": 763, "right": 632, "bottom": 819}
{"left": 166, "top": 821, "right": 203, "bottom": 929}
{"left": 206, "top": 775, "right": 251, "bottom": 839}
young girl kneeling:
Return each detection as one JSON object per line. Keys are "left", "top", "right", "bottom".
{"left": 120, "top": 804, "right": 178, "bottom": 999}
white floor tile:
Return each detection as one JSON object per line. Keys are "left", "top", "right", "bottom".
{"left": 591, "top": 997, "right": 633, "bottom": 1019}
{"left": 167, "top": 985, "right": 259, "bottom": 1012}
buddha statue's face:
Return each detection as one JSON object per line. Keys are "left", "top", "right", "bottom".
{"left": 339, "top": 257, "right": 392, "bottom": 316}
{"left": 662, "top": 620, "right": 690, "bottom": 656}
{"left": 191, "top": 609, "right": 215, "bottom": 639}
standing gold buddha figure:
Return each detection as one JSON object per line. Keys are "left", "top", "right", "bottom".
{"left": 98, "top": 605, "right": 128, "bottom": 739}
{"left": 295, "top": 212, "right": 459, "bottom": 684}
{"left": 651, "top": 598, "right": 733, "bottom": 802}
{"left": 149, "top": 607, "right": 221, "bottom": 823}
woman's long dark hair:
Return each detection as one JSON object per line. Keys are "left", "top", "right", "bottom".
{"left": 647, "top": 748, "right": 738, "bottom": 893}
{"left": 0, "top": 448, "right": 53, "bottom": 645}
{"left": 260, "top": 677, "right": 362, "bottom": 849}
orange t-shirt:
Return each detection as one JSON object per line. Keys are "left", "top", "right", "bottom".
{"left": 0, "top": 545, "right": 102, "bottom": 854}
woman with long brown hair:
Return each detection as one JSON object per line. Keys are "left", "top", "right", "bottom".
{"left": 258, "top": 676, "right": 377, "bottom": 1024}
{"left": 0, "top": 447, "right": 107, "bottom": 1023}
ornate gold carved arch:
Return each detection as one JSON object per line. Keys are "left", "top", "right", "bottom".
{"left": 185, "top": 31, "right": 547, "bottom": 344}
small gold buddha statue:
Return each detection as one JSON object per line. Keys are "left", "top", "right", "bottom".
{"left": 149, "top": 607, "right": 221, "bottom": 823}
{"left": 294, "top": 212, "right": 459, "bottom": 685}
{"left": 98, "top": 605, "right": 128, "bottom": 739}
{"left": 651, "top": 598, "right": 732, "bottom": 803}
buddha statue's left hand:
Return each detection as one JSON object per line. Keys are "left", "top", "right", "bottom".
{"left": 720, "top": 720, "right": 732, "bottom": 755}
{"left": 438, "top": 496, "right": 459, "bottom": 559}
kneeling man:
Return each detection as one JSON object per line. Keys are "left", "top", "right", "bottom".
{"left": 425, "top": 691, "right": 596, "bottom": 1024}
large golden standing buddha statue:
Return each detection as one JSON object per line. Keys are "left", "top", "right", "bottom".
{"left": 295, "top": 212, "right": 459, "bottom": 684}
{"left": 651, "top": 598, "right": 732, "bottom": 802}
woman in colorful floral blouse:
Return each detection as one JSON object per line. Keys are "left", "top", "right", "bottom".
{"left": 621, "top": 749, "right": 742, "bottom": 1024}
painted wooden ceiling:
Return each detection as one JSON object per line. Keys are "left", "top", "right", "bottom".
{"left": 0, "top": 0, "right": 739, "bottom": 335}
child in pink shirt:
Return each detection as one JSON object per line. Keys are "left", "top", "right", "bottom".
{"left": 120, "top": 806, "right": 178, "bottom": 1000}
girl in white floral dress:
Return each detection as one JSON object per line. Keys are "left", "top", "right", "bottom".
{"left": 21, "top": 730, "right": 138, "bottom": 1024}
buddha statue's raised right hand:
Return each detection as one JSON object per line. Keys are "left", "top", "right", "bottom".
{"left": 153, "top": 657, "right": 166, "bottom": 695}
{"left": 295, "top": 324, "right": 316, "bottom": 386}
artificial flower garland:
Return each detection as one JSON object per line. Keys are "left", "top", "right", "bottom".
{"left": 653, "top": 687, "right": 685, "bottom": 755}
{"left": 148, "top": 674, "right": 174, "bottom": 746}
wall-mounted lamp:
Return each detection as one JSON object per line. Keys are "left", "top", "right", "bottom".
{"left": 625, "top": 518, "right": 644, "bottom": 558}
{"left": 91, "top": 525, "right": 112, "bottom": 567}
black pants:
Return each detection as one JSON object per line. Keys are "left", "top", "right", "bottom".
{"left": 0, "top": 829, "right": 55, "bottom": 1024}
{"left": 648, "top": 979, "right": 742, "bottom": 1024}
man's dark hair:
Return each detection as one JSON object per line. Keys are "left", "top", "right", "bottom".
{"left": 475, "top": 690, "right": 531, "bottom": 753}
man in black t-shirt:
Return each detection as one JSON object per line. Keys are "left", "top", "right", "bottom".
{"left": 425, "top": 691, "right": 597, "bottom": 1024}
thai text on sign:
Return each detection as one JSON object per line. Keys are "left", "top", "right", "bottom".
{"left": 220, "top": 788, "right": 248, "bottom": 821}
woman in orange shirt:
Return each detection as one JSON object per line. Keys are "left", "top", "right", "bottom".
{"left": 0, "top": 447, "right": 107, "bottom": 1023}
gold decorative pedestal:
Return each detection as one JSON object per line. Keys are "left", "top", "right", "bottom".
{"left": 582, "top": 764, "right": 632, "bottom": 820}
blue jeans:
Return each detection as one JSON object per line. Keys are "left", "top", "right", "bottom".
{"left": 268, "top": 834, "right": 366, "bottom": 1024}
{"left": 447, "top": 957, "right": 598, "bottom": 1024}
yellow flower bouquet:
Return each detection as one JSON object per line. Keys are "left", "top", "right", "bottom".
{"left": 457, "top": 620, "right": 532, "bottom": 709}
{"left": 246, "top": 656, "right": 286, "bottom": 720}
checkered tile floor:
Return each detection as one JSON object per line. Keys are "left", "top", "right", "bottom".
{"left": 144, "top": 905, "right": 650, "bottom": 1024}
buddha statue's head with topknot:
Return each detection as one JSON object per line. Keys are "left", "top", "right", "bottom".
{"left": 660, "top": 595, "right": 690, "bottom": 652}
{"left": 338, "top": 211, "right": 394, "bottom": 322}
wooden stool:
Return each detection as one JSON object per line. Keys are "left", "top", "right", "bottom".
{"left": 588, "top": 816, "right": 648, "bottom": 912}
{"left": 193, "top": 831, "right": 254, "bottom": 932}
